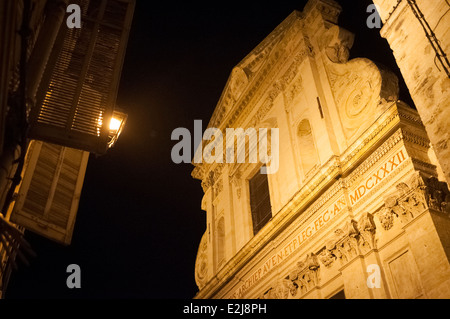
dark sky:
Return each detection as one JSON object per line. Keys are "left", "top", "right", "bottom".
{"left": 5, "top": 0, "right": 413, "bottom": 299}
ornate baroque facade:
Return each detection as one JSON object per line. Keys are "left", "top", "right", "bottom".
{"left": 192, "top": 0, "right": 450, "bottom": 299}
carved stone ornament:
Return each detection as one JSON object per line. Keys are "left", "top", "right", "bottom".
{"left": 262, "top": 279, "right": 291, "bottom": 299}
{"left": 358, "top": 213, "right": 377, "bottom": 253}
{"left": 318, "top": 248, "right": 335, "bottom": 268}
{"left": 318, "top": 215, "right": 377, "bottom": 268}
{"left": 213, "top": 179, "right": 223, "bottom": 198}
{"left": 322, "top": 22, "right": 399, "bottom": 143}
{"left": 326, "top": 57, "right": 399, "bottom": 142}
{"left": 379, "top": 206, "right": 395, "bottom": 231}
{"left": 230, "top": 171, "right": 242, "bottom": 199}
{"left": 283, "top": 74, "right": 303, "bottom": 112}
{"left": 331, "top": 220, "right": 359, "bottom": 265}
{"left": 287, "top": 253, "right": 320, "bottom": 297}
{"left": 378, "top": 171, "right": 450, "bottom": 230}
{"left": 323, "top": 25, "right": 354, "bottom": 64}
{"left": 229, "top": 67, "right": 249, "bottom": 102}
{"left": 194, "top": 233, "right": 208, "bottom": 290}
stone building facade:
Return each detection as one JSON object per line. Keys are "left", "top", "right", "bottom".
{"left": 192, "top": 0, "right": 450, "bottom": 299}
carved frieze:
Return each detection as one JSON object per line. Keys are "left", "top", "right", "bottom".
{"left": 287, "top": 253, "right": 320, "bottom": 297}
{"left": 317, "top": 215, "right": 377, "bottom": 268}
{"left": 318, "top": 247, "right": 335, "bottom": 268}
{"left": 330, "top": 220, "right": 359, "bottom": 265}
{"left": 378, "top": 171, "right": 450, "bottom": 230}
{"left": 262, "top": 279, "right": 291, "bottom": 299}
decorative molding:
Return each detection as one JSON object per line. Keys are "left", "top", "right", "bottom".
{"left": 213, "top": 179, "right": 223, "bottom": 198}
{"left": 230, "top": 171, "right": 242, "bottom": 199}
{"left": 284, "top": 75, "right": 303, "bottom": 112}
{"left": 344, "top": 127, "right": 403, "bottom": 187}
{"left": 340, "top": 109, "right": 400, "bottom": 171}
{"left": 200, "top": 164, "right": 224, "bottom": 193}
{"left": 402, "top": 130, "right": 430, "bottom": 148}
{"left": 208, "top": 12, "right": 302, "bottom": 131}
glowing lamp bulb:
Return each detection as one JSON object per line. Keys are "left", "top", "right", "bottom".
{"left": 109, "top": 117, "right": 122, "bottom": 131}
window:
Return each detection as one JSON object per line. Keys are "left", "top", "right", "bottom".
{"left": 329, "top": 290, "right": 346, "bottom": 299}
{"left": 249, "top": 169, "right": 272, "bottom": 235}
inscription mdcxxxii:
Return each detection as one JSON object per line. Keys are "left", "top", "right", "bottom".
{"left": 350, "top": 149, "right": 407, "bottom": 205}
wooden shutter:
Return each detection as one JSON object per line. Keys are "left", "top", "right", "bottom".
{"left": 249, "top": 170, "right": 272, "bottom": 235}
{"left": 10, "top": 141, "right": 89, "bottom": 245}
{"left": 29, "top": 0, "right": 135, "bottom": 154}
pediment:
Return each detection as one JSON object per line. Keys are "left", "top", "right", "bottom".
{"left": 207, "top": 11, "right": 303, "bottom": 130}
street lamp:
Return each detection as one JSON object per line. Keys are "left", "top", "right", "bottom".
{"left": 107, "top": 109, "right": 127, "bottom": 148}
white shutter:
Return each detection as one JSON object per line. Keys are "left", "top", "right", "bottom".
{"left": 10, "top": 141, "right": 89, "bottom": 245}
{"left": 29, "top": 0, "right": 136, "bottom": 154}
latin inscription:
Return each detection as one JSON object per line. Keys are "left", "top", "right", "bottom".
{"left": 349, "top": 149, "right": 407, "bottom": 206}
{"left": 229, "top": 148, "right": 408, "bottom": 298}
{"left": 230, "top": 195, "right": 347, "bottom": 298}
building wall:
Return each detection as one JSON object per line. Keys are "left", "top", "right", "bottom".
{"left": 193, "top": 0, "right": 450, "bottom": 299}
{"left": 372, "top": 0, "right": 450, "bottom": 184}
{"left": 0, "top": 0, "right": 50, "bottom": 297}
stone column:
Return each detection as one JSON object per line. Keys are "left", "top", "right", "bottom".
{"left": 372, "top": 0, "right": 450, "bottom": 184}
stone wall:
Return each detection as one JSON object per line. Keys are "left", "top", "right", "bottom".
{"left": 372, "top": 0, "right": 450, "bottom": 184}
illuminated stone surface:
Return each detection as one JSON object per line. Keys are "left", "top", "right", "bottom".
{"left": 192, "top": 0, "right": 450, "bottom": 299}
{"left": 373, "top": 0, "right": 450, "bottom": 184}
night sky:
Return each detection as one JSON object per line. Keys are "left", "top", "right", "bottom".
{"left": 5, "top": 0, "right": 413, "bottom": 299}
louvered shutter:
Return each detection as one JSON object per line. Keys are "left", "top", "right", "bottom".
{"left": 10, "top": 141, "right": 89, "bottom": 245}
{"left": 29, "top": 0, "right": 135, "bottom": 154}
